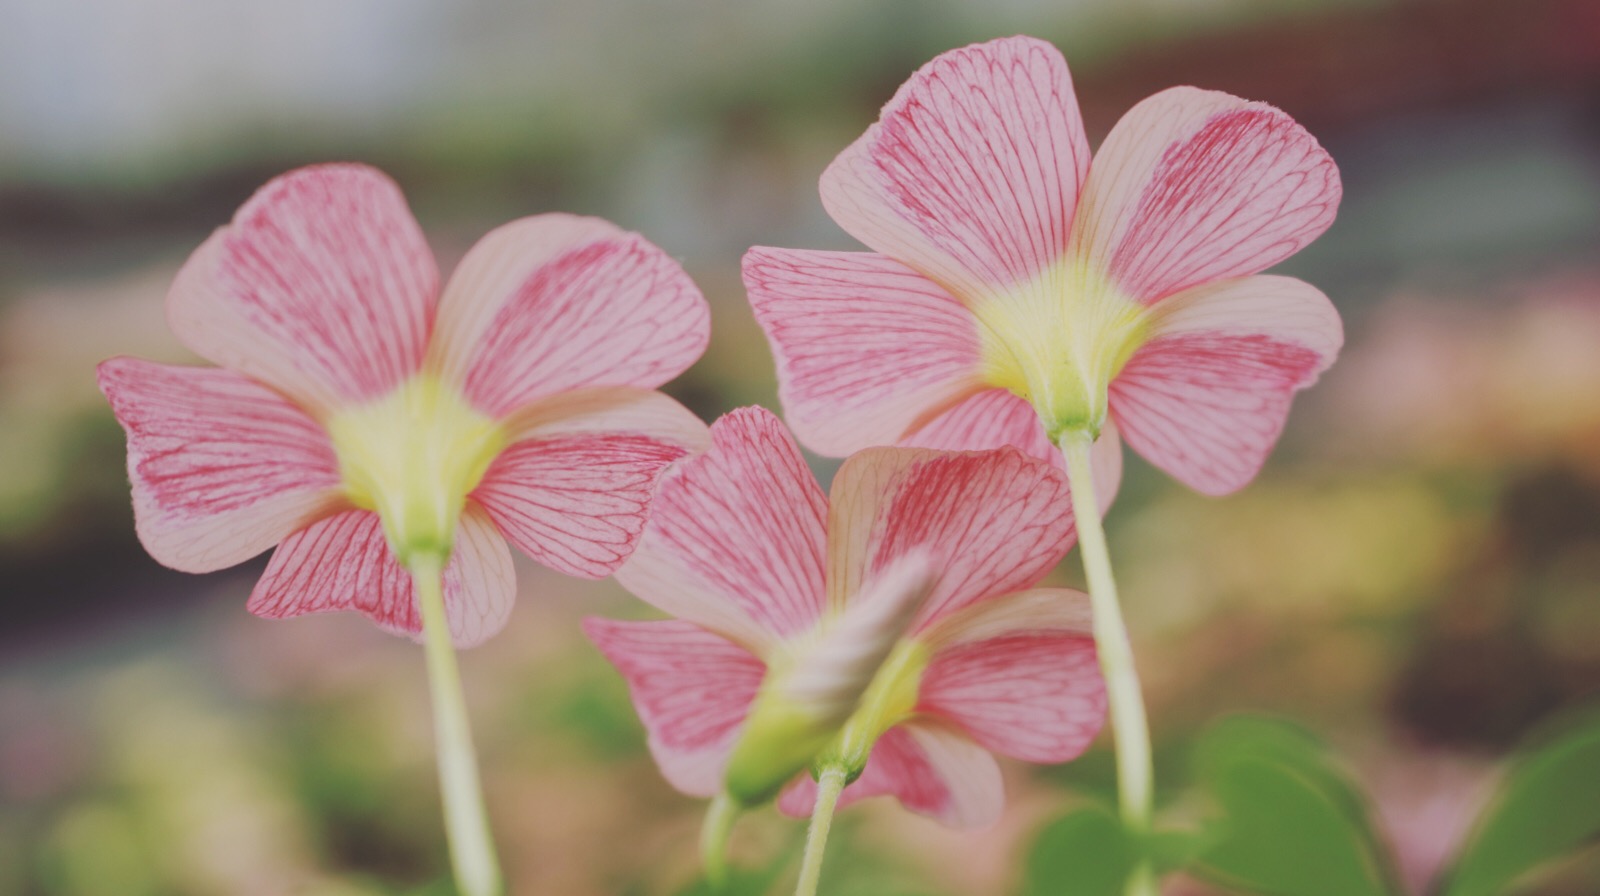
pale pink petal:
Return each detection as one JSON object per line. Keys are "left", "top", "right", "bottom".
{"left": 821, "top": 36, "right": 1089, "bottom": 301}
{"left": 247, "top": 502, "right": 515, "bottom": 648}
{"left": 472, "top": 388, "right": 708, "bottom": 579}
{"left": 1072, "top": 87, "right": 1340, "bottom": 304}
{"left": 97, "top": 357, "right": 344, "bottom": 573}
{"left": 426, "top": 214, "right": 710, "bottom": 418}
{"left": 779, "top": 722, "right": 1004, "bottom": 829}
{"left": 1109, "top": 275, "right": 1342, "bottom": 495}
{"left": 166, "top": 164, "right": 437, "bottom": 415}
{"left": 613, "top": 407, "right": 827, "bottom": 654}
{"left": 583, "top": 618, "right": 766, "bottom": 796}
{"left": 917, "top": 589, "right": 1105, "bottom": 764}
{"left": 744, "top": 247, "right": 983, "bottom": 457}
{"left": 901, "top": 387, "right": 1123, "bottom": 514}
{"left": 825, "top": 446, "right": 1074, "bottom": 626}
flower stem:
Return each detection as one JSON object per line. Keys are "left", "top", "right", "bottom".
{"left": 410, "top": 553, "right": 503, "bottom": 896}
{"left": 700, "top": 792, "right": 738, "bottom": 888}
{"left": 1058, "top": 432, "right": 1156, "bottom": 896}
{"left": 793, "top": 765, "right": 848, "bottom": 896}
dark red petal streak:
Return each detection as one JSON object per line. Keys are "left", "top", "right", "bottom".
{"left": 745, "top": 247, "right": 981, "bottom": 456}
{"left": 583, "top": 617, "right": 765, "bottom": 795}
{"left": 97, "top": 357, "right": 341, "bottom": 573}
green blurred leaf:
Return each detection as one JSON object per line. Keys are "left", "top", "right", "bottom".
{"left": 1191, "top": 716, "right": 1397, "bottom": 896}
{"left": 1021, "top": 805, "right": 1136, "bottom": 896}
{"left": 1444, "top": 710, "right": 1600, "bottom": 896}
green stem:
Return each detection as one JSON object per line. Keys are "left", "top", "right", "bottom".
{"left": 793, "top": 766, "right": 848, "bottom": 896}
{"left": 700, "top": 792, "right": 738, "bottom": 888}
{"left": 410, "top": 553, "right": 503, "bottom": 896}
{"left": 1058, "top": 432, "right": 1156, "bottom": 896}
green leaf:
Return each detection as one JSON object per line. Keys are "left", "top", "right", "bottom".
{"left": 1020, "top": 805, "right": 1136, "bottom": 896}
{"left": 1444, "top": 710, "right": 1600, "bottom": 896}
{"left": 1190, "top": 716, "right": 1398, "bottom": 896}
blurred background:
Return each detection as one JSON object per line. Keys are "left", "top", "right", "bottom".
{"left": 2, "top": 0, "right": 1599, "bottom": 893}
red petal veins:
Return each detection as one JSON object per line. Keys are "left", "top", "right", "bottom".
{"left": 1109, "top": 274, "right": 1342, "bottom": 494}
{"left": 1075, "top": 87, "right": 1340, "bottom": 304}
{"left": 97, "top": 357, "right": 343, "bottom": 573}
{"left": 247, "top": 503, "right": 515, "bottom": 648}
{"left": 821, "top": 35, "right": 1088, "bottom": 301}
{"left": 613, "top": 407, "right": 828, "bottom": 653}
{"left": 583, "top": 617, "right": 765, "bottom": 796}
{"left": 166, "top": 164, "right": 437, "bottom": 414}
{"left": 745, "top": 247, "right": 983, "bottom": 457}
{"left": 430, "top": 214, "right": 710, "bottom": 419}
{"left": 827, "top": 446, "right": 1074, "bottom": 628}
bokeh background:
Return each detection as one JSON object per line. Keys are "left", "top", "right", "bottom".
{"left": 3, "top": 0, "right": 1599, "bottom": 893}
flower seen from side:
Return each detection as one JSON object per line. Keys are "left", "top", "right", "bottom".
{"left": 98, "top": 163, "right": 711, "bottom": 647}
{"left": 585, "top": 407, "right": 1107, "bottom": 829}
{"left": 746, "top": 35, "right": 1343, "bottom": 495}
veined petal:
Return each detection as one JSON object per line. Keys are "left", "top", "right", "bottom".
{"left": 427, "top": 214, "right": 710, "bottom": 418}
{"left": 779, "top": 722, "right": 1004, "bottom": 829}
{"left": 900, "top": 387, "right": 1124, "bottom": 515}
{"left": 613, "top": 407, "right": 827, "bottom": 654}
{"left": 583, "top": 618, "right": 765, "bottom": 797}
{"left": 821, "top": 36, "right": 1089, "bottom": 302}
{"left": 826, "top": 446, "right": 1073, "bottom": 627}
{"left": 97, "top": 357, "right": 344, "bottom": 573}
{"left": 1073, "top": 87, "right": 1340, "bottom": 305}
{"left": 1109, "top": 275, "right": 1341, "bottom": 495}
{"left": 744, "top": 247, "right": 983, "bottom": 457}
{"left": 166, "top": 164, "right": 437, "bottom": 415}
{"left": 472, "top": 389, "right": 709, "bottom": 579}
{"left": 917, "top": 589, "right": 1105, "bottom": 764}
{"left": 247, "top": 503, "right": 515, "bottom": 648}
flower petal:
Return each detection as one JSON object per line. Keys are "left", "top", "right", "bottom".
{"left": 472, "top": 389, "right": 708, "bottom": 579}
{"left": 826, "top": 446, "right": 1074, "bottom": 626}
{"left": 778, "top": 722, "right": 1004, "bottom": 829}
{"left": 1073, "top": 87, "right": 1340, "bottom": 304}
{"left": 427, "top": 214, "right": 710, "bottom": 418}
{"left": 821, "top": 35, "right": 1089, "bottom": 302}
{"left": 900, "top": 387, "right": 1124, "bottom": 514}
{"left": 166, "top": 164, "right": 437, "bottom": 415}
{"left": 97, "top": 357, "right": 344, "bottom": 573}
{"left": 1109, "top": 275, "right": 1342, "bottom": 495}
{"left": 583, "top": 617, "right": 765, "bottom": 796}
{"left": 917, "top": 589, "right": 1105, "bottom": 764}
{"left": 613, "top": 407, "right": 827, "bottom": 654}
{"left": 744, "top": 247, "right": 983, "bottom": 457}
{"left": 247, "top": 502, "right": 515, "bottom": 648}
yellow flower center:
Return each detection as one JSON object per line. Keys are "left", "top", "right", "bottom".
{"left": 971, "top": 257, "right": 1151, "bottom": 439}
{"left": 818, "top": 638, "right": 931, "bottom": 778}
{"left": 326, "top": 375, "right": 508, "bottom": 565}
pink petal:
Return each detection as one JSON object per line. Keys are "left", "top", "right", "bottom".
{"left": 613, "top": 407, "right": 827, "bottom": 654}
{"left": 583, "top": 617, "right": 766, "bottom": 796}
{"left": 1108, "top": 275, "right": 1342, "bottom": 495}
{"left": 427, "top": 214, "right": 710, "bottom": 418}
{"left": 744, "top": 247, "right": 983, "bottom": 457}
{"left": 821, "top": 36, "right": 1089, "bottom": 301}
{"left": 472, "top": 389, "right": 708, "bottom": 579}
{"left": 97, "top": 357, "right": 344, "bottom": 573}
{"left": 826, "top": 446, "right": 1074, "bottom": 627}
{"left": 247, "top": 502, "right": 516, "bottom": 648}
{"left": 1073, "top": 87, "right": 1340, "bottom": 304}
{"left": 166, "top": 164, "right": 437, "bottom": 415}
{"left": 900, "top": 387, "right": 1124, "bottom": 514}
{"left": 778, "top": 722, "right": 1004, "bottom": 829}
{"left": 917, "top": 589, "right": 1106, "bottom": 764}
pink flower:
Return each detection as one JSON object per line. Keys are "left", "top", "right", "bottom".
{"left": 746, "top": 35, "right": 1342, "bottom": 495}
{"left": 584, "top": 407, "right": 1106, "bottom": 828}
{"left": 99, "top": 164, "right": 711, "bottom": 647}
